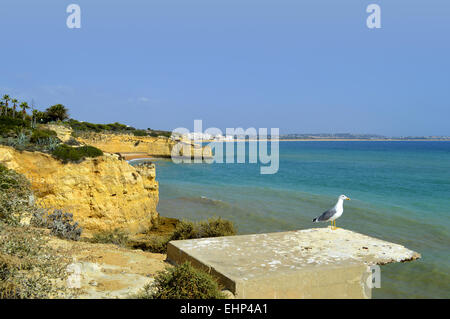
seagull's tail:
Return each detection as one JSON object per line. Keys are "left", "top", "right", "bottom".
{"left": 312, "top": 217, "right": 319, "bottom": 222}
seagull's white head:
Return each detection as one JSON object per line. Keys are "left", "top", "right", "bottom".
{"left": 339, "top": 194, "right": 351, "bottom": 201}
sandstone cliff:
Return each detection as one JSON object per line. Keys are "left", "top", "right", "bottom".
{"left": 40, "top": 123, "right": 73, "bottom": 142}
{"left": 76, "top": 132, "right": 212, "bottom": 158}
{"left": 0, "top": 146, "right": 159, "bottom": 234}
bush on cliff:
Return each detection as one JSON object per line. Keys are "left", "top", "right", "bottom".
{"left": 130, "top": 217, "right": 237, "bottom": 254}
{"left": 0, "top": 164, "right": 34, "bottom": 225}
{"left": 51, "top": 144, "right": 103, "bottom": 163}
{"left": 29, "top": 128, "right": 57, "bottom": 143}
{"left": 42, "top": 104, "right": 69, "bottom": 123}
{"left": 170, "top": 218, "right": 236, "bottom": 241}
{"left": 31, "top": 210, "right": 83, "bottom": 241}
{"left": 0, "top": 224, "right": 72, "bottom": 299}
{"left": 67, "top": 119, "right": 135, "bottom": 133}
{"left": 0, "top": 166, "right": 74, "bottom": 299}
{"left": 133, "top": 129, "right": 148, "bottom": 137}
{"left": 197, "top": 218, "right": 236, "bottom": 238}
{"left": 137, "top": 261, "right": 225, "bottom": 299}
{"left": 0, "top": 117, "right": 30, "bottom": 138}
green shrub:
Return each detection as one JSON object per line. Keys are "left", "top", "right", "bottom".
{"left": 133, "top": 129, "right": 148, "bottom": 137}
{"left": 29, "top": 129, "right": 57, "bottom": 143}
{"left": 197, "top": 218, "right": 236, "bottom": 238}
{"left": 170, "top": 220, "right": 197, "bottom": 241}
{"left": 138, "top": 262, "right": 225, "bottom": 299}
{"left": 170, "top": 218, "right": 236, "bottom": 241}
{"left": 51, "top": 144, "right": 103, "bottom": 163}
{"left": 90, "top": 228, "right": 130, "bottom": 247}
{"left": 79, "top": 145, "right": 103, "bottom": 157}
{"left": 64, "top": 137, "right": 80, "bottom": 146}
{"left": 137, "top": 218, "right": 236, "bottom": 254}
{"left": 149, "top": 130, "right": 172, "bottom": 138}
{"left": 42, "top": 104, "right": 69, "bottom": 123}
{"left": 0, "top": 117, "right": 30, "bottom": 138}
{"left": 68, "top": 119, "right": 136, "bottom": 134}
{"left": 129, "top": 235, "right": 171, "bottom": 254}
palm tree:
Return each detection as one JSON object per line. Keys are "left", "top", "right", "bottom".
{"left": 11, "top": 98, "right": 18, "bottom": 118}
{"left": 20, "top": 102, "right": 30, "bottom": 120}
{"left": 0, "top": 101, "right": 5, "bottom": 117}
{"left": 45, "top": 104, "right": 69, "bottom": 122}
{"left": 32, "top": 109, "right": 39, "bottom": 128}
{"left": 2, "top": 95, "right": 10, "bottom": 116}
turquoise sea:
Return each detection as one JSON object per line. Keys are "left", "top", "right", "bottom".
{"left": 134, "top": 141, "right": 450, "bottom": 298}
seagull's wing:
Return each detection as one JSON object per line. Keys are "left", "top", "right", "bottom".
{"left": 313, "top": 207, "right": 337, "bottom": 222}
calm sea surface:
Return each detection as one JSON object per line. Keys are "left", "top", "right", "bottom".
{"left": 133, "top": 141, "right": 450, "bottom": 298}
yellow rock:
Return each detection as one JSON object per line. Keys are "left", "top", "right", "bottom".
{"left": 40, "top": 123, "right": 73, "bottom": 142}
{"left": 76, "top": 132, "right": 212, "bottom": 158}
{"left": 0, "top": 146, "right": 159, "bottom": 234}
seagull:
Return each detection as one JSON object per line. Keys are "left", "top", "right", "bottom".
{"left": 312, "top": 195, "right": 351, "bottom": 230}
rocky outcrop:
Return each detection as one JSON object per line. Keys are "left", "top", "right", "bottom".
{"left": 0, "top": 146, "right": 159, "bottom": 234}
{"left": 46, "top": 236, "right": 168, "bottom": 298}
{"left": 76, "top": 132, "right": 212, "bottom": 158}
{"left": 40, "top": 124, "right": 73, "bottom": 142}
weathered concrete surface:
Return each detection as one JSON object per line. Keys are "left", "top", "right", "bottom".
{"left": 167, "top": 227, "right": 420, "bottom": 299}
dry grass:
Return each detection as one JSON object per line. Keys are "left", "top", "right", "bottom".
{"left": 0, "top": 224, "right": 74, "bottom": 299}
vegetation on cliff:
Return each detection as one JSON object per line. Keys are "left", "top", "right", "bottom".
{"left": 0, "top": 164, "right": 34, "bottom": 225}
{"left": 31, "top": 210, "right": 83, "bottom": 242}
{"left": 29, "top": 128, "right": 58, "bottom": 144}
{"left": 51, "top": 144, "right": 103, "bottom": 163}
{"left": 1, "top": 92, "right": 171, "bottom": 164}
{"left": 0, "top": 164, "right": 76, "bottom": 299}
{"left": 69, "top": 118, "right": 172, "bottom": 138}
{"left": 0, "top": 97, "right": 104, "bottom": 163}
{"left": 0, "top": 225, "right": 73, "bottom": 299}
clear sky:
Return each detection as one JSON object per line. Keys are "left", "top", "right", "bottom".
{"left": 0, "top": 0, "right": 449, "bottom": 136}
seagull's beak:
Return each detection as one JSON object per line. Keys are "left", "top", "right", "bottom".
{"left": 346, "top": 198, "right": 351, "bottom": 200}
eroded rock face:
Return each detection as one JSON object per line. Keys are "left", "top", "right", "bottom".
{"left": 77, "top": 132, "right": 212, "bottom": 158}
{"left": 77, "top": 133, "right": 173, "bottom": 157}
{"left": 40, "top": 124, "right": 73, "bottom": 142}
{"left": 0, "top": 146, "right": 159, "bottom": 234}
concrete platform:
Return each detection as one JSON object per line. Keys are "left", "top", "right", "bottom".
{"left": 167, "top": 227, "right": 420, "bottom": 299}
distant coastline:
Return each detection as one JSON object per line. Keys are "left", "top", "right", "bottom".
{"left": 204, "top": 138, "right": 450, "bottom": 142}
{"left": 277, "top": 138, "right": 450, "bottom": 142}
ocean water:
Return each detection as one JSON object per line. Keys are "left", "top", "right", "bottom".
{"left": 133, "top": 141, "right": 450, "bottom": 298}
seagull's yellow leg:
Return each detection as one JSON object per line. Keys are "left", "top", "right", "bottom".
{"left": 334, "top": 220, "right": 340, "bottom": 230}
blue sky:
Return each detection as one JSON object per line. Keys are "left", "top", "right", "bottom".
{"left": 0, "top": 0, "right": 449, "bottom": 136}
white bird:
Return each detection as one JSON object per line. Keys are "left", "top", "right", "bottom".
{"left": 312, "top": 195, "right": 351, "bottom": 230}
